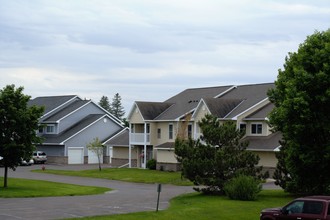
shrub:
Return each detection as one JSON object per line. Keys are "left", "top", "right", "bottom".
{"left": 146, "top": 159, "right": 156, "bottom": 170}
{"left": 224, "top": 175, "right": 261, "bottom": 201}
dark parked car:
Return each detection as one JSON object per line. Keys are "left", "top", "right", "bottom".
{"left": 32, "top": 151, "right": 47, "bottom": 164}
{"left": 260, "top": 196, "right": 330, "bottom": 220}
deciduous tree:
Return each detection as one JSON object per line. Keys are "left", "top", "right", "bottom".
{"left": 268, "top": 29, "right": 330, "bottom": 195}
{"left": 0, "top": 85, "right": 44, "bottom": 188}
{"left": 86, "top": 137, "right": 104, "bottom": 171}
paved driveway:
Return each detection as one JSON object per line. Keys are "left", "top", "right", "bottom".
{"left": 0, "top": 164, "right": 194, "bottom": 220}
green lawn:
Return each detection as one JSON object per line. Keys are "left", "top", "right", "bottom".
{"left": 0, "top": 177, "right": 111, "bottom": 198}
{"left": 33, "top": 168, "right": 192, "bottom": 186}
{"left": 67, "top": 190, "right": 294, "bottom": 220}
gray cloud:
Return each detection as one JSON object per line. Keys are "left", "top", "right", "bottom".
{"left": 0, "top": 0, "right": 329, "bottom": 114}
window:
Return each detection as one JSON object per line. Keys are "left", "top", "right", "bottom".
{"left": 251, "top": 123, "right": 262, "bottom": 134}
{"left": 303, "top": 201, "right": 323, "bottom": 214}
{"left": 285, "top": 201, "right": 304, "bottom": 214}
{"left": 38, "top": 126, "right": 44, "bottom": 133}
{"left": 239, "top": 123, "right": 246, "bottom": 134}
{"left": 46, "top": 125, "right": 55, "bottom": 134}
{"left": 157, "top": 128, "right": 161, "bottom": 139}
{"left": 187, "top": 124, "right": 192, "bottom": 138}
{"left": 169, "top": 124, "right": 173, "bottom": 139}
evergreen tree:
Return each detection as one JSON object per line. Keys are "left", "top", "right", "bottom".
{"left": 98, "top": 95, "right": 111, "bottom": 112}
{"left": 175, "top": 114, "right": 265, "bottom": 195}
{"left": 110, "top": 93, "right": 125, "bottom": 120}
{"left": 268, "top": 29, "right": 330, "bottom": 195}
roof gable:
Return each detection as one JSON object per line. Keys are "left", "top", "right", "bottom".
{"left": 203, "top": 98, "right": 244, "bottom": 118}
{"left": 135, "top": 102, "right": 173, "bottom": 120}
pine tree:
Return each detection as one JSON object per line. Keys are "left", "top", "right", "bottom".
{"left": 98, "top": 96, "right": 111, "bottom": 112}
{"left": 110, "top": 93, "right": 125, "bottom": 120}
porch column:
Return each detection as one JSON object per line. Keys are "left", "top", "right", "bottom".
{"left": 143, "top": 122, "right": 147, "bottom": 169}
{"left": 128, "top": 125, "right": 131, "bottom": 168}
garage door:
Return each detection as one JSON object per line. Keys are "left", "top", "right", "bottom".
{"left": 68, "top": 148, "right": 84, "bottom": 164}
{"left": 88, "top": 149, "right": 103, "bottom": 164}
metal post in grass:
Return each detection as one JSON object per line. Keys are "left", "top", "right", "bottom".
{"left": 156, "top": 183, "right": 162, "bottom": 212}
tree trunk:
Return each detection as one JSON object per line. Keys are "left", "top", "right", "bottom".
{"left": 4, "top": 166, "right": 8, "bottom": 188}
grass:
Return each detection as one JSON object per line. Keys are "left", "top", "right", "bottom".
{"left": 0, "top": 177, "right": 111, "bottom": 198}
{"left": 33, "top": 168, "right": 193, "bottom": 186}
{"left": 66, "top": 190, "right": 294, "bottom": 220}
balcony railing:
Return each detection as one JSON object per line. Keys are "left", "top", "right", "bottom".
{"left": 130, "top": 133, "right": 150, "bottom": 144}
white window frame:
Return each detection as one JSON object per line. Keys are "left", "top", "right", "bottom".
{"left": 46, "top": 125, "right": 56, "bottom": 134}
{"left": 251, "top": 123, "right": 262, "bottom": 134}
{"left": 169, "top": 124, "right": 173, "bottom": 139}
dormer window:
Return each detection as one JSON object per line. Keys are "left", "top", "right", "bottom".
{"left": 251, "top": 123, "right": 262, "bottom": 134}
{"left": 46, "top": 125, "right": 55, "bottom": 134}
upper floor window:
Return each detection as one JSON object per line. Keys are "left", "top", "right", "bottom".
{"left": 239, "top": 123, "right": 246, "bottom": 134}
{"left": 187, "top": 124, "right": 192, "bottom": 138}
{"left": 38, "top": 126, "right": 44, "bottom": 133}
{"left": 146, "top": 123, "right": 150, "bottom": 133}
{"left": 251, "top": 123, "right": 262, "bottom": 134}
{"left": 46, "top": 125, "right": 55, "bottom": 134}
{"left": 169, "top": 124, "right": 173, "bottom": 139}
{"left": 157, "top": 128, "right": 161, "bottom": 139}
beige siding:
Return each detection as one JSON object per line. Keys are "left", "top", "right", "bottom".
{"left": 113, "top": 147, "right": 137, "bottom": 159}
{"left": 129, "top": 106, "right": 144, "bottom": 123}
{"left": 255, "top": 151, "right": 277, "bottom": 168}
{"left": 194, "top": 102, "right": 210, "bottom": 123}
{"left": 156, "top": 149, "right": 177, "bottom": 163}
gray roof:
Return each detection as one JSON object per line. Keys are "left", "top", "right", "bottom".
{"left": 42, "top": 114, "right": 104, "bottom": 144}
{"left": 43, "top": 100, "right": 90, "bottom": 122}
{"left": 104, "top": 128, "right": 129, "bottom": 146}
{"left": 244, "top": 102, "right": 274, "bottom": 120}
{"left": 135, "top": 102, "right": 173, "bottom": 120}
{"left": 219, "top": 83, "right": 275, "bottom": 119}
{"left": 203, "top": 98, "right": 244, "bottom": 118}
{"left": 28, "top": 95, "right": 78, "bottom": 115}
{"left": 244, "top": 132, "right": 282, "bottom": 151}
{"left": 137, "top": 85, "right": 233, "bottom": 121}
{"left": 132, "top": 83, "right": 274, "bottom": 121}
{"left": 154, "top": 142, "right": 175, "bottom": 149}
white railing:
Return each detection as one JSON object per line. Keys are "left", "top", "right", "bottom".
{"left": 130, "top": 133, "right": 150, "bottom": 144}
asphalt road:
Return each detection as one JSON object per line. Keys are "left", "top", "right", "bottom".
{"left": 0, "top": 164, "right": 194, "bottom": 220}
{"left": 0, "top": 164, "right": 279, "bottom": 220}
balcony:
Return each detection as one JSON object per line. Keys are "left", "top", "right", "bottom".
{"left": 130, "top": 133, "right": 150, "bottom": 145}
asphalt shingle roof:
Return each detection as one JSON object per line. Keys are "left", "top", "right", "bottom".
{"left": 244, "top": 102, "right": 274, "bottom": 120}
{"left": 219, "top": 83, "right": 275, "bottom": 118}
{"left": 43, "top": 100, "right": 90, "bottom": 122}
{"left": 28, "top": 95, "right": 78, "bottom": 115}
{"left": 244, "top": 132, "right": 282, "bottom": 151}
{"left": 104, "top": 128, "right": 129, "bottom": 146}
{"left": 203, "top": 98, "right": 244, "bottom": 118}
{"left": 134, "top": 83, "right": 274, "bottom": 121}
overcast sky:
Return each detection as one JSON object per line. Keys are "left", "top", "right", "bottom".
{"left": 1, "top": 0, "right": 329, "bottom": 115}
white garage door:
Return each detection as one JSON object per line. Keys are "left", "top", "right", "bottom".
{"left": 88, "top": 149, "right": 103, "bottom": 164}
{"left": 68, "top": 148, "right": 84, "bottom": 164}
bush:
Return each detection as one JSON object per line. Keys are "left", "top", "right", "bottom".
{"left": 224, "top": 175, "right": 261, "bottom": 201}
{"left": 146, "top": 159, "right": 156, "bottom": 170}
